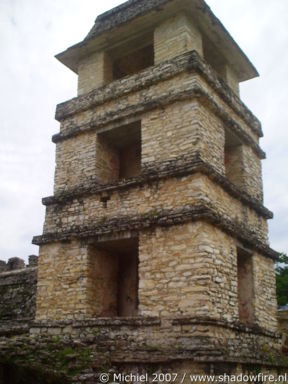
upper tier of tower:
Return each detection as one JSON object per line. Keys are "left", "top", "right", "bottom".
{"left": 56, "top": 0, "right": 258, "bottom": 98}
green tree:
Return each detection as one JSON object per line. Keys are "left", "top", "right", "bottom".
{"left": 275, "top": 253, "right": 288, "bottom": 307}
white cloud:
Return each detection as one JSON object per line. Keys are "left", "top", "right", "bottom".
{"left": 0, "top": 0, "right": 287, "bottom": 262}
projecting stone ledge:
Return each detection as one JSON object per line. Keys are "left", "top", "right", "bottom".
{"left": 55, "top": 51, "right": 262, "bottom": 138}
{"left": 32, "top": 203, "right": 279, "bottom": 260}
{"left": 42, "top": 153, "right": 272, "bottom": 220}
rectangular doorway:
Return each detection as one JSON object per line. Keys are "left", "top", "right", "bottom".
{"left": 89, "top": 237, "right": 139, "bottom": 317}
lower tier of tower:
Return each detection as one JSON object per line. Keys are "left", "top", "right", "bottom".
{"left": 35, "top": 219, "right": 277, "bottom": 335}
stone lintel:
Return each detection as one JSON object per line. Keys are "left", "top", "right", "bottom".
{"left": 42, "top": 153, "right": 273, "bottom": 220}
{"left": 94, "top": 230, "right": 139, "bottom": 244}
{"left": 32, "top": 203, "right": 279, "bottom": 260}
{"left": 55, "top": 51, "right": 262, "bottom": 137}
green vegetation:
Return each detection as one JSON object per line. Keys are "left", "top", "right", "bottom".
{"left": 0, "top": 336, "right": 95, "bottom": 382}
{"left": 275, "top": 253, "right": 288, "bottom": 307}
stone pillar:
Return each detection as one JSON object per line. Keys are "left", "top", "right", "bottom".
{"left": 7, "top": 257, "right": 25, "bottom": 271}
{"left": 78, "top": 51, "right": 113, "bottom": 95}
{"left": 242, "top": 145, "right": 264, "bottom": 202}
{"left": 36, "top": 241, "right": 91, "bottom": 321}
{"left": 225, "top": 144, "right": 245, "bottom": 188}
{"left": 154, "top": 13, "right": 203, "bottom": 65}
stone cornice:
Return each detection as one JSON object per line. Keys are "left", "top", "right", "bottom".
{"left": 85, "top": 0, "right": 172, "bottom": 40}
{"left": 32, "top": 317, "right": 161, "bottom": 328}
{"left": 55, "top": 51, "right": 262, "bottom": 137}
{"left": 53, "top": 85, "right": 265, "bottom": 160}
{"left": 42, "top": 153, "right": 272, "bottom": 220}
{"left": 31, "top": 316, "right": 280, "bottom": 339}
{"left": 32, "top": 203, "right": 279, "bottom": 260}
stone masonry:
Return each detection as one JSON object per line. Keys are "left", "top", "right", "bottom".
{"left": 0, "top": 0, "right": 287, "bottom": 382}
{"left": 0, "top": 256, "right": 38, "bottom": 336}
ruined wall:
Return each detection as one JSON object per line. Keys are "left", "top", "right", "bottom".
{"left": 0, "top": 316, "right": 285, "bottom": 384}
{"left": 0, "top": 257, "right": 38, "bottom": 321}
{"left": 27, "top": 317, "right": 283, "bottom": 374}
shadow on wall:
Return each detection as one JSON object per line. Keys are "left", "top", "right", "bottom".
{"left": 0, "top": 362, "right": 68, "bottom": 384}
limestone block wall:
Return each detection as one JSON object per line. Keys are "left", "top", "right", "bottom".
{"left": 54, "top": 131, "right": 97, "bottom": 193}
{"left": 43, "top": 173, "right": 269, "bottom": 244}
{"left": 37, "top": 51, "right": 272, "bottom": 328}
{"left": 37, "top": 241, "right": 138, "bottom": 320}
{"left": 141, "top": 101, "right": 200, "bottom": 164}
{"left": 78, "top": 51, "right": 113, "bottom": 95}
{"left": 197, "top": 103, "right": 225, "bottom": 175}
{"left": 139, "top": 222, "right": 238, "bottom": 321}
{"left": 154, "top": 13, "right": 203, "bottom": 64}
{"left": 36, "top": 218, "right": 276, "bottom": 334}
{"left": 36, "top": 241, "right": 91, "bottom": 320}
{"left": 28, "top": 317, "right": 283, "bottom": 370}
{"left": 242, "top": 145, "right": 263, "bottom": 202}
{"left": 141, "top": 100, "right": 225, "bottom": 175}
{"left": 253, "top": 254, "right": 278, "bottom": 332}
{"left": 139, "top": 222, "right": 277, "bottom": 333}
{"left": 54, "top": 57, "right": 264, "bottom": 201}
{"left": 0, "top": 258, "right": 38, "bottom": 321}
{"left": 57, "top": 52, "right": 260, "bottom": 142}
{"left": 76, "top": 11, "right": 205, "bottom": 96}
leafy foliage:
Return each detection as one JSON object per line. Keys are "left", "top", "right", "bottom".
{"left": 275, "top": 253, "right": 288, "bottom": 307}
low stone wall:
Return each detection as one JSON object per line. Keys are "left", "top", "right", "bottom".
{"left": 0, "top": 256, "right": 38, "bottom": 321}
{"left": 0, "top": 317, "right": 287, "bottom": 383}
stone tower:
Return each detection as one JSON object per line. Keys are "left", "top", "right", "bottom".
{"left": 32, "top": 0, "right": 285, "bottom": 375}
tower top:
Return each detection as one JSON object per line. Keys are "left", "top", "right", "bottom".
{"left": 56, "top": 0, "right": 258, "bottom": 83}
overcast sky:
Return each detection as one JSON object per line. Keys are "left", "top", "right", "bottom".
{"left": 0, "top": 0, "right": 287, "bottom": 263}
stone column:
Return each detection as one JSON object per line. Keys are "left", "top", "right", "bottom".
{"left": 78, "top": 51, "right": 113, "bottom": 95}
{"left": 154, "top": 13, "right": 203, "bottom": 64}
